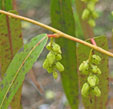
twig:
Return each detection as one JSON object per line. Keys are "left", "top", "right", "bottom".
{"left": 47, "top": 33, "right": 60, "bottom": 38}
{"left": 0, "top": 10, "right": 113, "bottom": 57}
{"left": 90, "top": 38, "right": 97, "bottom": 46}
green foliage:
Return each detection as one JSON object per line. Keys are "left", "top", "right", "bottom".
{"left": 81, "top": 82, "right": 90, "bottom": 96}
{"left": 51, "top": 0, "right": 79, "bottom": 108}
{"left": 91, "top": 54, "right": 101, "bottom": 65}
{"left": 79, "top": 49, "right": 102, "bottom": 97}
{"left": 79, "top": 60, "right": 89, "bottom": 75}
{"left": 0, "top": 10, "right": 23, "bottom": 108}
{"left": 77, "top": 36, "right": 109, "bottom": 109}
{"left": 0, "top": 10, "right": 23, "bottom": 76}
{"left": 0, "top": 0, "right": 13, "bottom": 11}
{"left": 43, "top": 41, "right": 64, "bottom": 79}
{"left": 0, "top": 0, "right": 111, "bottom": 108}
{"left": 73, "top": 10, "right": 84, "bottom": 39}
{"left": 0, "top": 0, "right": 23, "bottom": 107}
{"left": 0, "top": 34, "right": 48, "bottom": 109}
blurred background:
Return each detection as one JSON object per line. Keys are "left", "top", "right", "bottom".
{"left": 15, "top": 0, "right": 113, "bottom": 109}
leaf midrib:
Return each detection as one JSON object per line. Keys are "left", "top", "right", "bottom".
{"left": 0, "top": 36, "right": 46, "bottom": 108}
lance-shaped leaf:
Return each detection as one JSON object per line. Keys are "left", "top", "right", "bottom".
{"left": 0, "top": 7, "right": 23, "bottom": 109}
{"left": 51, "top": 0, "right": 79, "bottom": 108}
{"left": 0, "top": 34, "right": 48, "bottom": 109}
{"left": 0, "top": 0, "right": 13, "bottom": 11}
{"left": 0, "top": 10, "right": 23, "bottom": 76}
{"left": 7, "top": 11, "right": 23, "bottom": 108}
{"left": 77, "top": 36, "right": 109, "bottom": 109}
{"left": 0, "top": 10, "right": 23, "bottom": 109}
{"left": 0, "top": 1, "right": 23, "bottom": 108}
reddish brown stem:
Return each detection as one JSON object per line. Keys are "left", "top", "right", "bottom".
{"left": 90, "top": 38, "right": 97, "bottom": 46}
{"left": 47, "top": 34, "right": 56, "bottom": 38}
{"left": 47, "top": 34, "right": 60, "bottom": 38}
{"left": 0, "top": 10, "right": 113, "bottom": 57}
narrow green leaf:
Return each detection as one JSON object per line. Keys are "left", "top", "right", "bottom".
{"left": 77, "top": 36, "right": 109, "bottom": 109}
{"left": 8, "top": 10, "right": 23, "bottom": 109}
{"left": 73, "top": 11, "right": 84, "bottom": 39}
{"left": 0, "top": 10, "right": 23, "bottom": 76}
{"left": 4, "top": 0, "right": 13, "bottom": 11}
{"left": 51, "top": 0, "right": 79, "bottom": 109}
{"left": 0, "top": 0, "right": 13, "bottom": 11}
{"left": 0, "top": 34, "right": 48, "bottom": 109}
{"left": 0, "top": 0, "right": 2, "bottom": 10}
{"left": 0, "top": 1, "right": 22, "bottom": 108}
{"left": 0, "top": 10, "right": 23, "bottom": 109}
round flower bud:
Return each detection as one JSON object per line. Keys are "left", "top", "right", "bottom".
{"left": 79, "top": 61, "right": 89, "bottom": 71}
{"left": 53, "top": 71, "right": 58, "bottom": 79}
{"left": 87, "top": 75, "right": 99, "bottom": 87}
{"left": 46, "top": 43, "right": 52, "bottom": 50}
{"left": 93, "top": 86, "right": 101, "bottom": 97}
{"left": 91, "top": 65, "right": 98, "bottom": 73}
{"left": 87, "top": 2, "right": 95, "bottom": 11}
{"left": 91, "top": 65, "right": 101, "bottom": 75}
{"left": 91, "top": 55, "right": 101, "bottom": 65}
{"left": 52, "top": 42, "right": 62, "bottom": 54}
{"left": 43, "top": 59, "right": 49, "bottom": 69}
{"left": 88, "top": 19, "right": 96, "bottom": 27}
{"left": 79, "top": 61, "right": 89, "bottom": 75}
{"left": 81, "top": 82, "right": 90, "bottom": 97}
{"left": 82, "top": 9, "right": 90, "bottom": 20}
{"left": 97, "top": 68, "right": 101, "bottom": 75}
{"left": 55, "top": 62, "right": 64, "bottom": 72}
{"left": 47, "top": 52, "right": 55, "bottom": 65}
{"left": 56, "top": 54, "right": 62, "bottom": 61}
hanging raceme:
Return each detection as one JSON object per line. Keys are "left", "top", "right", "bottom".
{"left": 43, "top": 38, "right": 64, "bottom": 79}
{"left": 79, "top": 49, "right": 102, "bottom": 97}
{"left": 81, "top": 0, "right": 99, "bottom": 27}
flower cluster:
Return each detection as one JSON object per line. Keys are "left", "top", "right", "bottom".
{"left": 43, "top": 41, "right": 64, "bottom": 79}
{"left": 79, "top": 52, "right": 102, "bottom": 97}
{"left": 81, "top": 0, "right": 99, "bottom": 27}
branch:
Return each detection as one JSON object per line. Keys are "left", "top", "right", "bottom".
{"left": 0, "top": 10, "right": 113, "bottom": 57}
